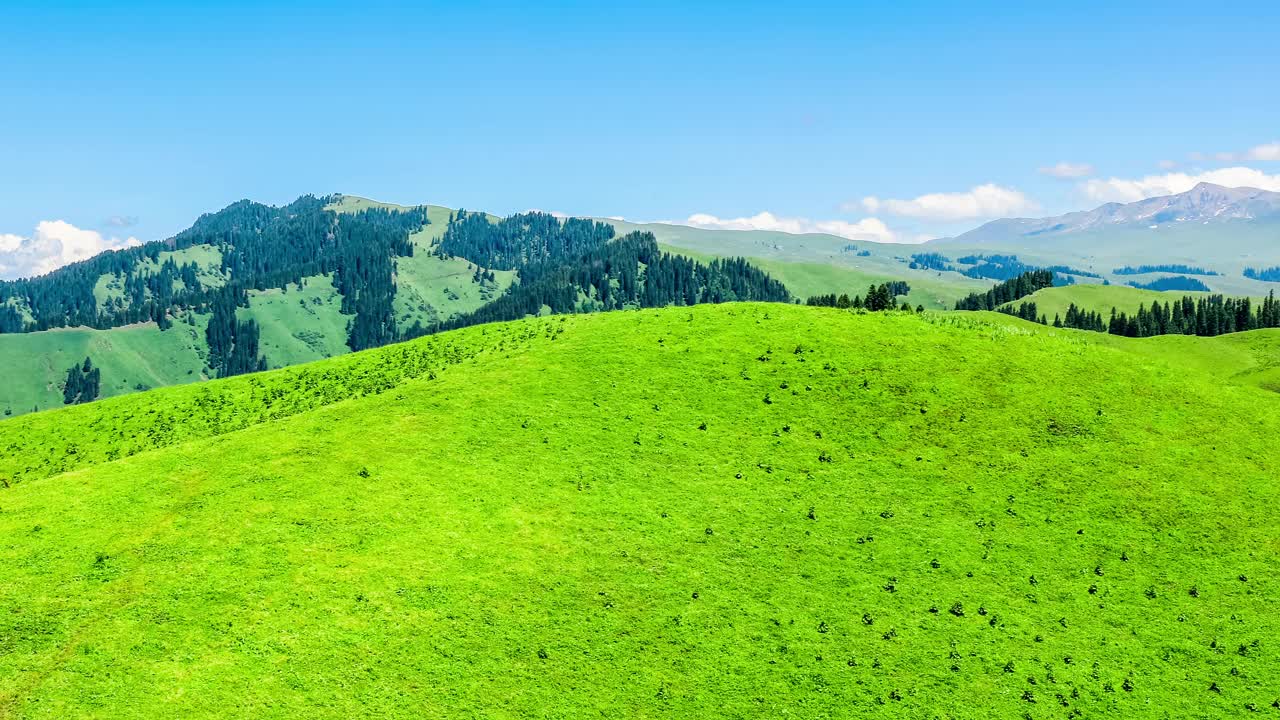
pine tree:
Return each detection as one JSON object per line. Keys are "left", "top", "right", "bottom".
{"left": 61, "top": 357, "right": 101, "bottom": 405}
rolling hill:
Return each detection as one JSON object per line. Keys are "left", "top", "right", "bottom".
{"left": 0, "top": 196, "right": 789, "bottom": 417}
{"left": 610, "top": 184, "right": 1280, "bottom": 301}
{"left": 7, "top": 184, "right": 1280, "bottom": 420}
{"left": 606, "top": 219, "right": 991, "bottom": 309}
{"left": 1, "top": 303, "right": 1277, "bottom": 717}
{"left": 932, "top": 183, "right": 1280, "bottom": 295}
{"left": 998, "top": 284, "right": 1216, "bottom": 322}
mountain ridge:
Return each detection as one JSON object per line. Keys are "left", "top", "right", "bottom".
{"left": 938, "top": 182, "right": 1280, "bottom": 245}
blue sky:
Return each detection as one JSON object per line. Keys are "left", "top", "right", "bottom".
{"left": 2, "top": 1, "right": 1279, "bottom": 276}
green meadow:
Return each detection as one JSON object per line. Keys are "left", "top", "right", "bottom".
{"left": 0, "top": 321, "right": 207, "bottom": 414}
{"left": 1001, "top": 284, "right": 1216, "bottom": 321}
{"left": 1, "top": 303, "right": 1277, "bottom": 717}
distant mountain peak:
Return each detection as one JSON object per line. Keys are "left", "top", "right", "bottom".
{"left": 942, "top": 183, "right": 1280, "bottom": 245}
{"left": 1185, "top": 181, "right": 1266, "bottom": 200}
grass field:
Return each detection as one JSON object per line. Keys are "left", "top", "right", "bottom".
{"left": 1098, "top": 325, "right": 1280, "bottom": 393}
{"left": 977, "top": 309, "right": 1280, "bottom": 394}
{"left": 1, "top": 303, "right": 1277, "bottom": 717}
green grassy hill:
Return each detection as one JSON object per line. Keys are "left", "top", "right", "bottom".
{"left": 979, "top": 309, "right": 1280, "bottom": 394}
{"left": 1, "top": 303, "right": 1277, "bottom": 717}
{"left": 0, "top": 197, "right": 516, "bottom": 417}
{"left": 999, "top": 284, "right": 1215, "bottom": 321}
{"left": 940, "top": 221, "right": 1280, "bottom": 297}
{"left": 8, "top": 196, "right": 862, "bottom": 418}
{"left": 0, "top": 320, "right": 208, "bottom": 415}
{"left": 618, "top": 219, "right": 991, "bottom": 308}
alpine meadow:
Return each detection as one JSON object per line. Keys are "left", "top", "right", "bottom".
{"left": 4, "top": 3, "right": 1280, "bottom": 718}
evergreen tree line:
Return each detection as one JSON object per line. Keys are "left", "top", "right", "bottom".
{"left": 1054, "top": 303, "right": 1107, "bottom": 332}
{"left": 0, "top": 304, "right": 24, "bottom": 333}
{"left": 1126, "top": 276, "right": 1211, "bottom": 293}
{"left": 0, "top": 196, "right": 430, "bottom": 349}
{"left": 1102, "top": 292, "right": 1280, "bottom": 338}
{"left": 999, "top": 301, "right": 1109, "bottom": 332}
{"left": 955, "top": 254, "right": 1098, "bottom": 281}
{"left": 1244, "top": 266, "right": 1280, "bottom": 282}
{"left": 62, "top": 357, "right": 101, "bottom": 405}
{"left": 1114, "top": 264, "right": 1217, "bottom": 276}
{"left": 204, "top": 287, "right": 267, "bottom": 378}
{"left": 806, "top": 281, "right": 912, "bottom": 311}
{"left": 966, "top": 271, "right": 1280, "bottom": 339}
{"left": 436, "top": 210, "right": 617, "bottom": 270}
{"left": 417, "top": 232, "right": 790, "bottom": 336}
{"left": 954, "top": 270, "right": 1056, "bottom": 310}
{"left": 908, "top": 253, "right": 952, "bottom": 271}
{"left": 996, "top": 301, "right": 1045, "bottom": 324}
{"left": 0, "top": 196, "right": 327, "bottom": 332}
{"left": 332, "top": 209, "right": 422, "bottom": 351}
{"left": 904, "top": 251, "right": 1100, "bottom": 282}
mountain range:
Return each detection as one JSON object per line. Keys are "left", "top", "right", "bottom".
{"left": 3, "top": 185, "right": 1280, "bottom": 416}
{"left": 944, "top": 182, "right": 1280, "bottom": 244}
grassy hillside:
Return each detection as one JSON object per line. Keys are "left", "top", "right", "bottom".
{"left": 978, "top": 309, "right": 1280, "bottom": 395}
{"left": 243, "top": 275, "right": 351, "bottom": 368}
{"left": 1089, "top": 322, "right": 1280, "bottom": 394}
{"left": 93, "top": 244, "right": 227, "bottom": 310}
{"left": 655, "top": 243, "right": 977, "bottom": 311}
{"left": 999, "top": 284, "right": 1213, "bottom": 320}
{"left": 0, "top": 198, "right": 512, "bottom": 418}
{"left": 937, "top": 221, "right": 1280, "bottom": 297}
{"left": 622, "top": 219, "right": 989, "bottom": 308}
{"left": 0, "top": 320, "right": 207, "bottom": 414}
{"left": 1, "top": 304, "right": 1277, "bottom": 717}
{"left": 614, "top": 216, "right": 1280, "bottom": 302}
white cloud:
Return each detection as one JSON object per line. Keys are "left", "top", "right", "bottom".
{"left": 0, "top": 220, "right": 142, "bottom": 280}
{"left": 1038, "top": 162, "right": 1094, "bottom": 179}
{"left": 1081, "top": 166, "right": 1280, "bottom": 203}
{"left": 676, "top": 211, "right": 929, "bottom": 244}
{"left": 857, "top": 184, "right": 1038, "bottom": 221}
{"left": 1246, "top": 142, "right": 1280, "bottom": 161}
{"left": 1157, "top": 159, "right": 1179, "bottom": 170}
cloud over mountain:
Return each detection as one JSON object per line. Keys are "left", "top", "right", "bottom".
{"left": 858, "top": 184, "right": 1038, "bottom": 221}
{"left": 0, "top": 221, "right": 142, "bottom": 280}
{"left": 677, "top": 211, "right": 925, "bottom": 243}
{"left": 1081, "top": 166, "right": 1280, "bottom": 203}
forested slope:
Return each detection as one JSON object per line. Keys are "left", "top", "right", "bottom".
{"left": 0, "top": 196, "right": 790, "bottom": 416}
